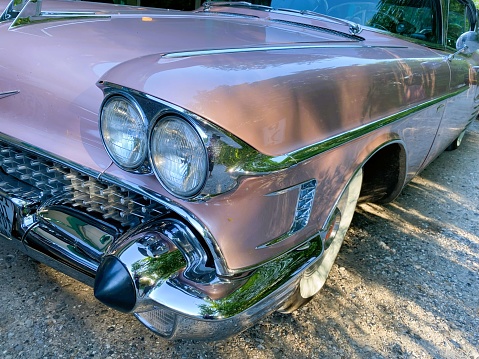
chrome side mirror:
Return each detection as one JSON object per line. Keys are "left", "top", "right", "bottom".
{"left": 447, "top": 31, "right": 479, "bottom": 61}
{"left": 456, "top": 31, "right": 479, "bottom": 54}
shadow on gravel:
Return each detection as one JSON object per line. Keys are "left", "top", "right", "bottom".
{"left": 322, "top": 128, "right": 479, "bottom": 358}
{"left": 1, "top": 125, "right": 478, "bottom": 359}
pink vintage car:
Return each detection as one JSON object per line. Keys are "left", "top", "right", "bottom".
{"left": 0, "top": 0, "right": 477, "bottom": 340}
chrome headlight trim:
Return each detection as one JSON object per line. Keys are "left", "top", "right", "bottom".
{"left": 149, "top": 115, "right": 209, "bottom": 199}
{"left": 98, "top": 82, "right": 287, "bottom": 201}
{"left": 99, "top": 93, "right": 150, "bottom": 173}
{"left": 98, "top": 83, "right": 468, "bottom": 202}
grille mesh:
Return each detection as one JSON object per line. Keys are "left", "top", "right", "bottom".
{"left": 0, "top": 141, "right": 166, "bottom": 228}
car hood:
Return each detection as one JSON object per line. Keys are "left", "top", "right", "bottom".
{"left": 1, "top": 0, "right": 435, "bottom": 161}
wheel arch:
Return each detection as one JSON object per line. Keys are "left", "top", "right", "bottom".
{"left": 358, "top": 140, "right": 408, "bottom": 204}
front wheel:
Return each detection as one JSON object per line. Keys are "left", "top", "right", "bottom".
{"left": 278, "top": 168, "right": 363, "bottom": 313}
{"left": 445, "top": 129, "right": 466, "bottom": 151}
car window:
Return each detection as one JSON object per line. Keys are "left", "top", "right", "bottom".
{"left": 328, "top": 0, "right": 440, "bottom": 44}
{"left": 205, "top": 0, "right": 442, "bottom": 45}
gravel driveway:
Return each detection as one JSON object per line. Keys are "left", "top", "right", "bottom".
{"left": 1, "top": 120, "right": 478, "bottom": 359}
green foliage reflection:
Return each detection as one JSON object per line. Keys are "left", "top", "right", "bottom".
{"left": 131, "top": 250, "right": 186, "bottom": 282}
{"left": 198, "top": 237, "right": 322, "bottom": 318}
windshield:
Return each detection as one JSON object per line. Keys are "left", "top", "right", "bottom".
{"left": 210, "top": 0, "right": 440, "bottom": 44}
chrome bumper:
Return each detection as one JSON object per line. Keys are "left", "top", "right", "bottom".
{"left": 0, "top": 138, "right": 324, "bottom": 340}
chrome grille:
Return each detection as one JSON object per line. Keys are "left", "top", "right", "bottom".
{"left": 0, "top": 141, "right": 166, "bottom": 228}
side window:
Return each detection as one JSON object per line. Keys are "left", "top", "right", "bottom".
{"left": 447, "top": 0, "right": 472, "bottom": 48}
{"left": 367, "top": 0, "right": 440, "bottom": 43}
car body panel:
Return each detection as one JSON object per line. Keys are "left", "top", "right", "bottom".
{"left": 99, "top": 26, "right": 455, "bottom": 157}
{"left": 0, "top": 0, "right": 478, "bottom": 340}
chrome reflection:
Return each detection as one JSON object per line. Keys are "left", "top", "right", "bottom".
{"left": 100, "top": 83, "right": 255, "bottom": 201}
{"left": 37, "top": 205, "right": 117, "bottom": 261}
{"left": 0, "top": 132, "right": 231, "bottom": 277}
{"left": 257, "top": 179, "right": 317, "bottom": 249}
{"left": 134, "top": 230, "right": 323, "bottom": 339}
{"left": 100, "top": 218, "right": 218, "bottom": 311}
{"left": 9, "top": 0, "right": 110, "bottom": 30}
{"left": 0, "top": 90, "right": 19, "bottom": 99}
{"left": 99, "top": 83, "right": 468, "bottom": 203}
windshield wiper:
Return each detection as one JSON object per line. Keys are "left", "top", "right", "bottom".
{"left": 275, "top": 8, "right": 362, "bottom": 35}
{"left": 203, "top": 1, "right": 272, "bottom": 12}
{"left": 202, "top": 1, "right": 362, "bottom": 36}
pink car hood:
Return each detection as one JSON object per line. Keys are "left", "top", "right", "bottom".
{"left": 0, "top": 0, "right": 443, "bottom": 163}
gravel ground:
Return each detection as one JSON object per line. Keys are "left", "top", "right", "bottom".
{"left": 1, "top": 120, "right": 478, "bottom": 359}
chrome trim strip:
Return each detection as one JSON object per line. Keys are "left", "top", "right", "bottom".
{"left": 261, "top": 87, "right": 468, "bottom": 171}
{"left": 0, "top": 91, "right": 19, "bottom": 99}
{"left": 162, "top": 44, "right": 406, "bottom": 59}
{"left": 98, "top": 83, "right": 465, "bottom": 207}
{"left": 269, "top": 18, "right": 363, "bottom": 40}
{"left": 257, "top": 179, "right": 316, "bottom": 249}
{"left": 101, "top": 83, "right": 465, "bottom": 178}
{"left": 0, "top": 132, "right": 102, "bottom": 180}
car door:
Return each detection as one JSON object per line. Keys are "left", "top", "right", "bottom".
{"left": 423, "top": 0, "right": 479, "bottom": 163}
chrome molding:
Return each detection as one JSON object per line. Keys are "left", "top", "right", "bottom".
{"left": 281, "top": 88, "right": 468, "bottom": 167}
{"left": 269, "top": 18, "right": 363, "bottom": 40}
{"left": 101, "top": 83, "right": 466, "bottom": 182}
{"left": 257, "top": 179, "right": 317, "bottom": 249}
{"left": 0, "top": 91, "right": 19, "bottom": 99}
{"left": 135, "top": 229, "right": 323, "bottom": 338}
{"left": 162, "top": 44, "right": 408, "bottom": 59}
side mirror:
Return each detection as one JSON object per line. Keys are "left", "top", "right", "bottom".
{"left": 447, "top": 31, "right": 479, "bottom": 61}
{"left": 456, "top": 31, "right": 479, "bottom": 54}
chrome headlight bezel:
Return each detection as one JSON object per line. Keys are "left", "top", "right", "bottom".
{"left": 98, "top": 83, "right": 275, "bottom": 201}
{"left": 99, "top": 94, "right": 150, "bottom": 173}
{"left": 149, "top": 115, "right": 209, "bottom": 199}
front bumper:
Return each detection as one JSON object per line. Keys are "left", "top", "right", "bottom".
{"left": 0, "top": 136, "right": 324, "bottom": 340}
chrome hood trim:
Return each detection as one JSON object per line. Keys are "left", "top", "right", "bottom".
{"left": 163, "top": 44, "right": 388, "bottom": 59}
{"left": 0, "top": 90, "right": 19, "bottom": 99}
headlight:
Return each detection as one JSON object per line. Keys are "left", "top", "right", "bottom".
{"left": 100, "top": 95, "right": 148, "bottom": 171}
{"left": 150, "top": 116, "right": 208, "bottom": 198}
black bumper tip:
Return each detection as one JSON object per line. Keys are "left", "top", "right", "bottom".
{"left": 94, "top": 256, "right": 136, "bottom": 313}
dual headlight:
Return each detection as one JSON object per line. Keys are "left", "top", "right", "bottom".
{"left": 100, "top": 95, "right": 208, "bottom": 198}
